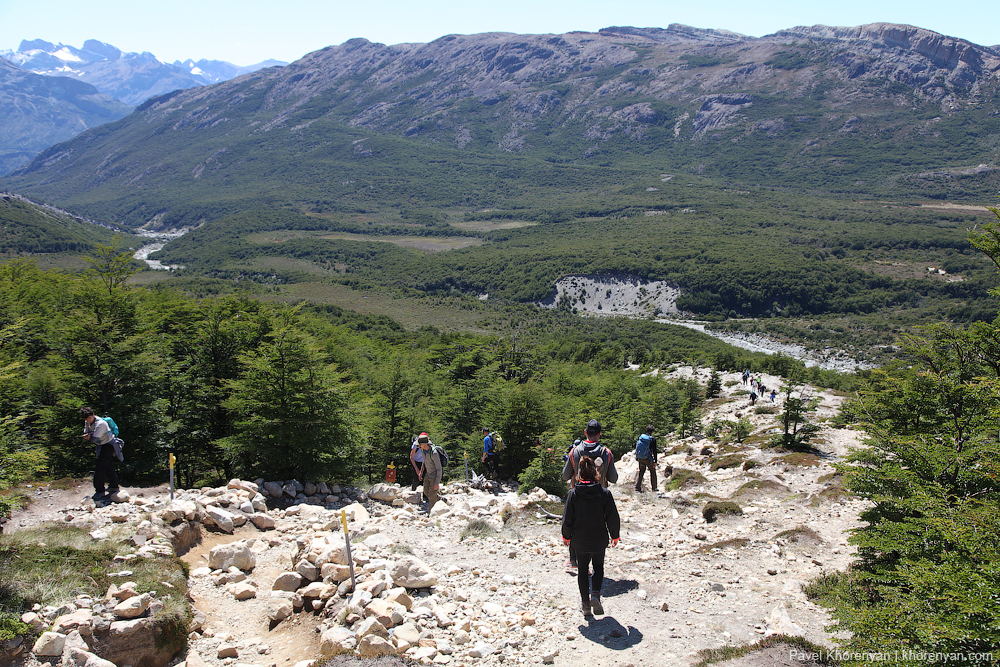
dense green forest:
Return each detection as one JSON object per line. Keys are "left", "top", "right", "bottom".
{"left": 0, "top": 238, "right": 850, "bottom": 511}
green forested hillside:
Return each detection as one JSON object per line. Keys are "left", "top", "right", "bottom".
{"left": 0, "top": 245, "right": 848, "bottom": 494}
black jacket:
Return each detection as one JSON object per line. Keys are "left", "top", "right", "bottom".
{"left": 562, "top": 481, "right": 621, "bottom": 553}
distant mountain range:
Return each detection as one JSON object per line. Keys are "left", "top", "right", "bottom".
{"left": 4, "top": 22, "right": 998, "bottom": 226}
{"left": 1, "top": 39, "right": 286, "bottom": 105}
{"left": 0, "top": 39, "right": 286, "bottom": 175}
{"left": 0, "top": 56, "right": 131, "bottom": 175}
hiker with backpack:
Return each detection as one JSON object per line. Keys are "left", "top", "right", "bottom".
{"left": 481, "top": 427, "right": 500, "bottom": 480}
{"left": 409, "top": 435, "right": 427, "bottom": 500}
{"left": 561, "top": 420, "right": 618, "bottom": 573}
{"left": 562, "top": 454, "right": 621, "bottom": 617}
{"left": 416, "top": 432, "right": 443, "bottom": 514}
{"left": 81, "top": 407, "right": 120, "bottom": 501}
{"left": 634, "top": 424, "right": 658, "bottom": 492}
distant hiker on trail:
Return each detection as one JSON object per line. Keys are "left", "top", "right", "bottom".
{"left": 750, "top": 391, "right": 758, "bottom": 406}
{"left": 416, "top": 432, "right": 442, "bottom": 514}
{"left": 482, "top": 427, "right": 500, "bottom": 480}
{"left": 562, "top": 420, "right": 619, "bottom": 573}
{"left": 770, "top": 389, "right": 777, "bottom": 402}
{"left": 634, "top": 424, "right": 658, "bottom": 492}
{"left": 409, "top": 435, "right": 427, "bottom": 501}
{"left": 81, "top": 407, "right": 118, "bottom": 501}
{"left": 562, "top": 454, "right": 620, "bottom": 617}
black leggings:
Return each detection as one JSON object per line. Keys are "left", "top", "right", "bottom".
{"left": 576, "top": 551, "right": 605, "bottom": 602}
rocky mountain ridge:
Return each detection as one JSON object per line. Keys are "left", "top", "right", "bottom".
{"left": 0, "top": 57, "right": 130, "bottom": 176}
{"left": 4, "top": 22, "right": 998, "bottom": 226}
{"left": 2, "top": 39, "right": 286, "bottom": 105}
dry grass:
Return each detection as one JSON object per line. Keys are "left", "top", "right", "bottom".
{"left": 261, "top": 282, "right": 490, "bottom": 332}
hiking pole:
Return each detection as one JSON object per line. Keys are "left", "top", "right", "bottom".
{"left": 339, "top": 509, "right": 356, "bottom": 592}
{"left": 464, "top": 450, "right": 469, "bottom": 482}
{"left": 169, "top": 453, "right": 176, "bottom": 501}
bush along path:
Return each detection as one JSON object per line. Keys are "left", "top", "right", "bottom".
{"left": 3, "top": 370, "right": 862, "bottom": 667}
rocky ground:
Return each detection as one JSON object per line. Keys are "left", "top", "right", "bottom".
{"left": 6, "top": 369, "right": 863, "bottom": 667}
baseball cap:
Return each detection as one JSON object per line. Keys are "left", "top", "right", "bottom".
{"left": 586, "top": 419, "right": 601, "bottom": 435}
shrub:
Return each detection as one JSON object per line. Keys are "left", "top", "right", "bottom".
{"left": 702, "top": 500, "right": 743, "bottom": 522}
{"left": 664, "top": 468, "right": 707, "bottom": 490}
{"left": 709, "top": 454, "right": 745, "bottom": 471}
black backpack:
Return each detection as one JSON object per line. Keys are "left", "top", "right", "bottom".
{"left": 433, "top": 445, "right": 449, "bottom": 469}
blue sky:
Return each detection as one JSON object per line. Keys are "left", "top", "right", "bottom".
{"left": 0, "top": 0, "right": 996, "bottom": 66}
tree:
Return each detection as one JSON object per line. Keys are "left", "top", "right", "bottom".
{"left": 818, "top": 210, "right": 1000, "bottom": 664}
{"left": 770, "top": 383, "right": 820, "bottom": 450}
{"left": 219, "top": 307, "right": 360, "bottom": 480}
{"left": 706, "top": 369, "right": 723, "bottom": 398}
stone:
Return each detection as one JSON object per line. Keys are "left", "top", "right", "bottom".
{"left": 320, "top": 563, "right": 352, "bottom": 582}
{"left": 542, "top": 650, "right": 559, "bottom": 664}
{"left": 765, "top": 603, "right": 804, "bottom": 637}
{"left": 363, "top": 599, "right": 405, "bottom": 628}
{"left": 354, "top": 616, "right": 389, "bottom": 640}
{"left": 113, "top": 593, "right": 150, "bottom": 620}
{"left": 64, "top": 647, "right": 117, "bottom": 667}
{"left": 385, "top": 588, "right": 413, "bottom": 610}
{"left": 367, "top": 483, "right": 399, "bottom": 502}
{"left": 267, "top": 598, "right": 293, "bottom": 623}
{"left": 21, "top": 611, "right": 46, "bottom": 632}
{"left": 250, "top": 513, "right": 275, "bottom": 530}
{"left": 295, "top": 559, "right": 320, "bottom": 581}
{"left": 389, "top": 556, "right": 438, "bottom": 589}
{"left": 229, "top": 582, "right": 257, "bottom": 600}
{"left": 227, "top": 479, "right": 259, "bottom": 494}
{"left": 217, "top": 643, "right": 239, "bottom": 659}
{"left": 52, "top": 608, "right": 94, "bottom": 633}
{"left": 429, "top": 500, "right": 450, "bottom": 516}
{"left": 358, "top": 635, "right": 396, "bottom": 658}
{"left": 272, "top": 572, "right": 303, "bottom": 592}
{"left": 263, "top": 481, "right": 283, "bottom": 498}
{"left": 468, "top": 642, "right": 495, "bottom": 658}
{"left": 204, "top": 506, "right": 235, "bottom": 533}
{"left": 319, "top": 627, "right": 356, "bottom": 654}
{"left": 32, "top": 631, "right": 66, "bottom": 657}
{"left": 299, "top": 582, "right": 335, "bottom": 599}
{"left": 341, "top": 502, "right": 370, "bottom": 522}
{"left": 209, "top": 541, "right": 256, "bottom": 572}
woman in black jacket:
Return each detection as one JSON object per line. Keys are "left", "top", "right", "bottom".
{"left": 561, "top": 455, "right": 621, "bottom": 616}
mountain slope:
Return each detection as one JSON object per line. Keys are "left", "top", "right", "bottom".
{"left": 3, "top": 22, "right": 998, "bottom": 227}
{"left": 0, "top": 57, "right": 131, "bottom": 175}
{"left": 0, "top": 190, "right": 129, "bottom": 255}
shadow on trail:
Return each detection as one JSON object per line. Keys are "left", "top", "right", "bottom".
{"left": 602, "top": 577, "right": 639, "bottom": 597}
{"left": 578, "top": 616, "right": 643, "bottom": 649}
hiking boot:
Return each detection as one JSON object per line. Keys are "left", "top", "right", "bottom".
{"left": 92, "top": 491, "right": 106, "bottom": 500}
{"left": 107, "top": 487, "right": 120, "bottom": 496}
{"left": 565, "top": 559, "right": 578, "bottom": 574}
{"left": 590, "top": 593, "right": 604, "bottom": 616}
{"left": 581, "top": 599, "right": 592, "bottom": 616}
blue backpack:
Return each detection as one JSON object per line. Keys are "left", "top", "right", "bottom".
{"left": 102, "top": 416, "right": 120, "bottom": 437}
{"left": 635, "top": 433, "right": 653, "bottom": 459}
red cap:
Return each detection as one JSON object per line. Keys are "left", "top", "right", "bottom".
{"left": 419, "top": 432, "right": 428, "bottom": 437}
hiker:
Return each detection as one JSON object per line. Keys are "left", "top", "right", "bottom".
{"left": 562, "top": 419, "right": 618, "bottom": 488}
{"left": 481, "top": 427, "right": 500, "bottom": 480}
{"left": 416, "top": 432, "right": 442, "bottom": 514}
{"left": 562, "top": 420, "right": 618, "bottom": 573}
{"left": 750, "top": 390, "right": 758, "bottom": 406}
{"left": 562, "top": 455, "right": 620, "bottom": 617}
{"left": 81, "top": 407, "right": 118, "bottom": 500}
{"left": 409, "top": 435, "right": 427, "bottom": 501}
{"left": 770, "top": 389, "right": 777, "bottom": 402}
{"left": 634, "top": 424, "right": 658, "bottom": 492}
